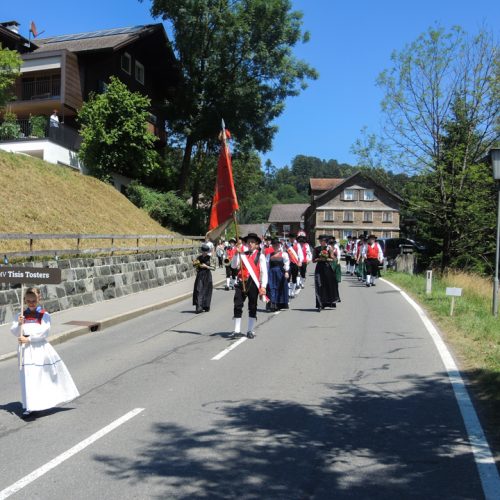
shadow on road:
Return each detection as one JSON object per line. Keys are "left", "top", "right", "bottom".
{"left": 94, "top": 375, "right": 485, "bottom": 499}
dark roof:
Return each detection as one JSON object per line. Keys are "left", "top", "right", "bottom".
{"left": 34, "top": 24, "right": 163, "bottom": 53}
{"left": 309, "top": 178, "right": 344, "bottom": 191}
{"left": 268, "top": 204, "right": 309, "bottom": 223}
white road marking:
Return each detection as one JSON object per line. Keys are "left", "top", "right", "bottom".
{"left": 381, "top": 278, "right": 500, "bottom": 500}
{"left": 0, "top": 408, "right": 145, "bottom": 499}
{"left": 211, "top": 337, "right": 247, "bottom": 360}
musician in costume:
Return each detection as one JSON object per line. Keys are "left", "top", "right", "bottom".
{"left": 297, "top": 231, "right": 312, "bottom": 288}
{"left": 287, "top": 233, "right": 303, "bottom": 298}
{"left": 362, "top": 234, "right": 384, "bottom": 287}
{"left": 345, "top": 235, "right": 355, "bottom": 275}
{"left": 224, "top": 238, "right": 238, "bottom": 290}
{"left": 192, "top": 244, "right": 214, "bottom": 312}
{"left": 11, "top": 287, "right": 79, "bottom": 417}
{"left": 266, "top": 238, "right": 290, "bottom": 311}
{"left": 313, "top": 235, "right": 341, "bottom": 310}
{"left": 355, "top": 235, "right": 367, "bottom": 282}
{"left": 230, "top": 233, "right": 268, "bottom": 339}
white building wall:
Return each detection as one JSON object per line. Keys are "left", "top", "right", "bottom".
{"left": 0, "top": 139, "right": 83, "bottom": 171}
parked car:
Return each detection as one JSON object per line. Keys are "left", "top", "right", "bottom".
{"left": 378, "top": 238, "right": 428, "bottom": 260}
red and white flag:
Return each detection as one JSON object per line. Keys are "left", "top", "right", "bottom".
{"left": 206, "top": 124, "right": 239, "bottom": 241}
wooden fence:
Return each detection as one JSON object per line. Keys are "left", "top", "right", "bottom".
{"left": 0, "top": 233, "right": 205, "bottom": 261}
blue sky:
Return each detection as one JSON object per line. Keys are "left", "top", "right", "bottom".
{"left": 2, "top": 0, "right": 498, "bottom": 168}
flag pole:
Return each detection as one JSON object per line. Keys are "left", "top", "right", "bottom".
{"left": 221, "top": 119, "right": 245, "bottom": 293}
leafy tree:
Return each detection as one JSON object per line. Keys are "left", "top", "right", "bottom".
{"left": 126, "top": 181, "right": 192, "bottom": 230}
{"left": 371, "top": 26, "right": 499, "bottom": 271}
{"left": 0, "top": 45, "right": 21, "bottom": 108}
{"left": 145, "top": 0, "right": 317, "bottom": 194}
{"left": 0, "top": 111, "right": 21, "bottom": 139}
{"left": 77, "top": 76, "right": 159, "bottom": 181}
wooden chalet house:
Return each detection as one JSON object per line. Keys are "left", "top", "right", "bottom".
{"left": 268, "top": 203, "right": 309, "bottom": 237}
{"left": 0, "top": 22, "right": 179, "bottom": 176}
{"left": 303, "top": 172, "right": 402, "bottom": 242}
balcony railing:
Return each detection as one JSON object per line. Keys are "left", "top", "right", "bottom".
{"left": 0, "top": 118, "right": 82, "bottom": 151}
{"left": 21, "top": 78, "right": 61, "bottom": 101}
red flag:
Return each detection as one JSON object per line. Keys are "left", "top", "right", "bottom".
{"left": 206, "top": 129, "right": 239, "bottom": 240}
{"left": 30, "top": 21, "right": 38, "bottom": 38}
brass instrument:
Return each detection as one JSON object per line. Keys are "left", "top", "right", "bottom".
{"left": 223, "top": 257, "right": 231, "bottom": 266}
{"left": 193, "top": 259, "right": 215, "bottom": 271}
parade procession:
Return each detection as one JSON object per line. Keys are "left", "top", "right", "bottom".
{"left": 1, "top": 2, "right": 499, "bottom": 496}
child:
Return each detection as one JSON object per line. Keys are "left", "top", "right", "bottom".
{"left": 192, "top": 244, "right": 214, "bottom": 313}
{"left": 11, "top": 287, "right": 79, "bottom": 417}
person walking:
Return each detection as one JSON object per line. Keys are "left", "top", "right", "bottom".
{"left": 362, "top": 234, "right": 384, "bottom": 287}
{"left": 215, "top": 241, "right": 225, "bottom": 268}
{"left": 297, "top": 231, "right": 312, "bottom": 288}
{"left": 192, "top": 244, "right": 214, "bottom": 313}
{"left": 266, "top": 238, "right": 290, "bottom": 311}
{"left": 313, "top": 235, "right": 341, "bottom": 311}
{"left": 230, "top": 233, "right": 268, "bottom": 339}
{"left": 11, "top": 287, "right": 79, "bottom": 417}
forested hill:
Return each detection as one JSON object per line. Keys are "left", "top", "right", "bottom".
{"left": 237, "top": 154, "right": 410, "bottom": 224}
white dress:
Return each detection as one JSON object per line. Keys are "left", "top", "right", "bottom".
{"left": 11, "top": 307, "right": 79, "bottom": 412}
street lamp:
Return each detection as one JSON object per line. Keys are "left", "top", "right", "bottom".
{"left": 490, "top": 148, "right": 500, "bottom": 317}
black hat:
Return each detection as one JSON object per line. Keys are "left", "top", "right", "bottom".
{"left": 318, "top": 234, "right": 329, "bottom": 241}
{"left": 228, "top": 238, "right": 236, "bottom": 244}
{"left": 201, "top": 244, "right": 210, "bottom": 252}
{"left": 242, "top": 232, "right": 262, "bottom": 244}
{"left": 368, "top": 234, "right": 377, "bottom": 240}
{"left": 297, "top": 235, "right": 306, "bottom": 242}
{"left": 271, "top": 238, "right": 281, "bottom": 245}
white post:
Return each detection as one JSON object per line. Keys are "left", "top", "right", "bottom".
{"left": 450, "top": 296, "right": 455, "bottom": 317}
{"left": 426, "top": 270, "right": 433, "bottom": 295}
{"left": 18, "top": 284, "right": 24, "bottom": 370}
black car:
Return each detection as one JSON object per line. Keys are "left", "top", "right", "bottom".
{"left": 378, "top": 238, "right": 428, "bottom": 260}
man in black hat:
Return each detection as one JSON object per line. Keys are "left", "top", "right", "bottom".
{"left": 230, "top": 233, "right": 268, "bottom": 339}
{"left": 362, "top": 234, "right": 383, "bottom": 287}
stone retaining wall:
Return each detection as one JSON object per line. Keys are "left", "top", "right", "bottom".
{"left": 0, "top": 248, "right": 198, "bottom": 325}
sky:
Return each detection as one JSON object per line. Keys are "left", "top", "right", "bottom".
{"left": 2, "top": 0, "right": 499, "bottom": 169}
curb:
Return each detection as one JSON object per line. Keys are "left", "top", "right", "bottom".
{"left": 0, "top": 278, "right": 225, "bottom": 363}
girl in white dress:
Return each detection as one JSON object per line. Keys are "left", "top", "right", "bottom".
{"left": 11, "top": 287, "right": 79, "bottom": 416}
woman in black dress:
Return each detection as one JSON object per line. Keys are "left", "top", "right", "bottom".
{"left": 313, "top": 235, "right": 340, "bottom": 311}
{"left": 193, "top": 244, "right": 213, "bottom": 313}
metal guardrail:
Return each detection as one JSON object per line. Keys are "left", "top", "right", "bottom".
{"left": 0, "top": 233, "right": 205, "bottom": 261}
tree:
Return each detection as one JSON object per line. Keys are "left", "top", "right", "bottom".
{"left": 145, "top": 0, "right": 317, "bottom": 194}
{"left": 0, "top": 46, "right": 21, "bottom": 109}
{"left": 77, "top": 77, "right": 159, "bottom": 181}
{"left": 375, "top": 26, "right": 499, "bottom": 271}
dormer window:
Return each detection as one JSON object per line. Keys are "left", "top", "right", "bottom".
{"left": 344, "top": 189, "right": 355, "bottom": 201}
{"left": 121, "top": 52, "right": 131, "bottom": 75}
{"left": 363, "top": 189, "right": 376, "bottom": 201}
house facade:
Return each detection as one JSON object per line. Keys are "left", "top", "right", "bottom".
{"left": 304, "top": 172, "right": 402, "bottom": 242}
{"left": 268, "top": 203, "right": 309, "bottom": 237}
{"left": 0, "top": 22, "right": 179, "bottom": 174}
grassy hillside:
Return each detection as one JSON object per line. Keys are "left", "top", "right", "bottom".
{"left": 0, "top": 150, "right": 175, "bottom": 253}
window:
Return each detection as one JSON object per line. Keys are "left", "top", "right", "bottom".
{"left": 363, "top": 189, "right": 376, "bottom": 201}
{"left": 342, "top": 230, "right": 353, "bottom": 239}
{"left": 382, "top": 211, "right": 393, "bottom": 222}
{"left": 324, "top": 210, "right": 334, "bottom": 221}
{"left": 283, "top": 224, "right": 291, "bottom": 233}
{"left": 135, "top": 60, "right": 145, "bottom": 85}
{"left": 343, "top": 211, "right": 353, "bottom": 222}
{"left": 363, "top": 211, "right": 373, "bottom": 222}
{"left": 121, "top": 52, "right": 131, "bottom": 74}
{"left": 344, "top": 189, "right": 355, "bottom": 201}
{"left": 382, "top": 231, "right": 392, "bottom": 238}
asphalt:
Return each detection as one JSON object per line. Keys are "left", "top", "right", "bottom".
{"left": 0, "top": 267, "right": 226, "bottom": 362}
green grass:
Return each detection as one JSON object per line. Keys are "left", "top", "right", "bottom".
{"left": 0, "top": 150, "right": 177, "bottom": 253}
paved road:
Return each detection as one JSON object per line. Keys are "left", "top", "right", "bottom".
{"left": 0, "top": 270, "right": 488, "bottom": 499}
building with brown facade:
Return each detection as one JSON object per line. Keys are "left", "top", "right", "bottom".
{"left": 268, "top": 203, "right": 309, "bottom": 237}
{"left": 303, "top": 172, "right": 402, "bottom": 242}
